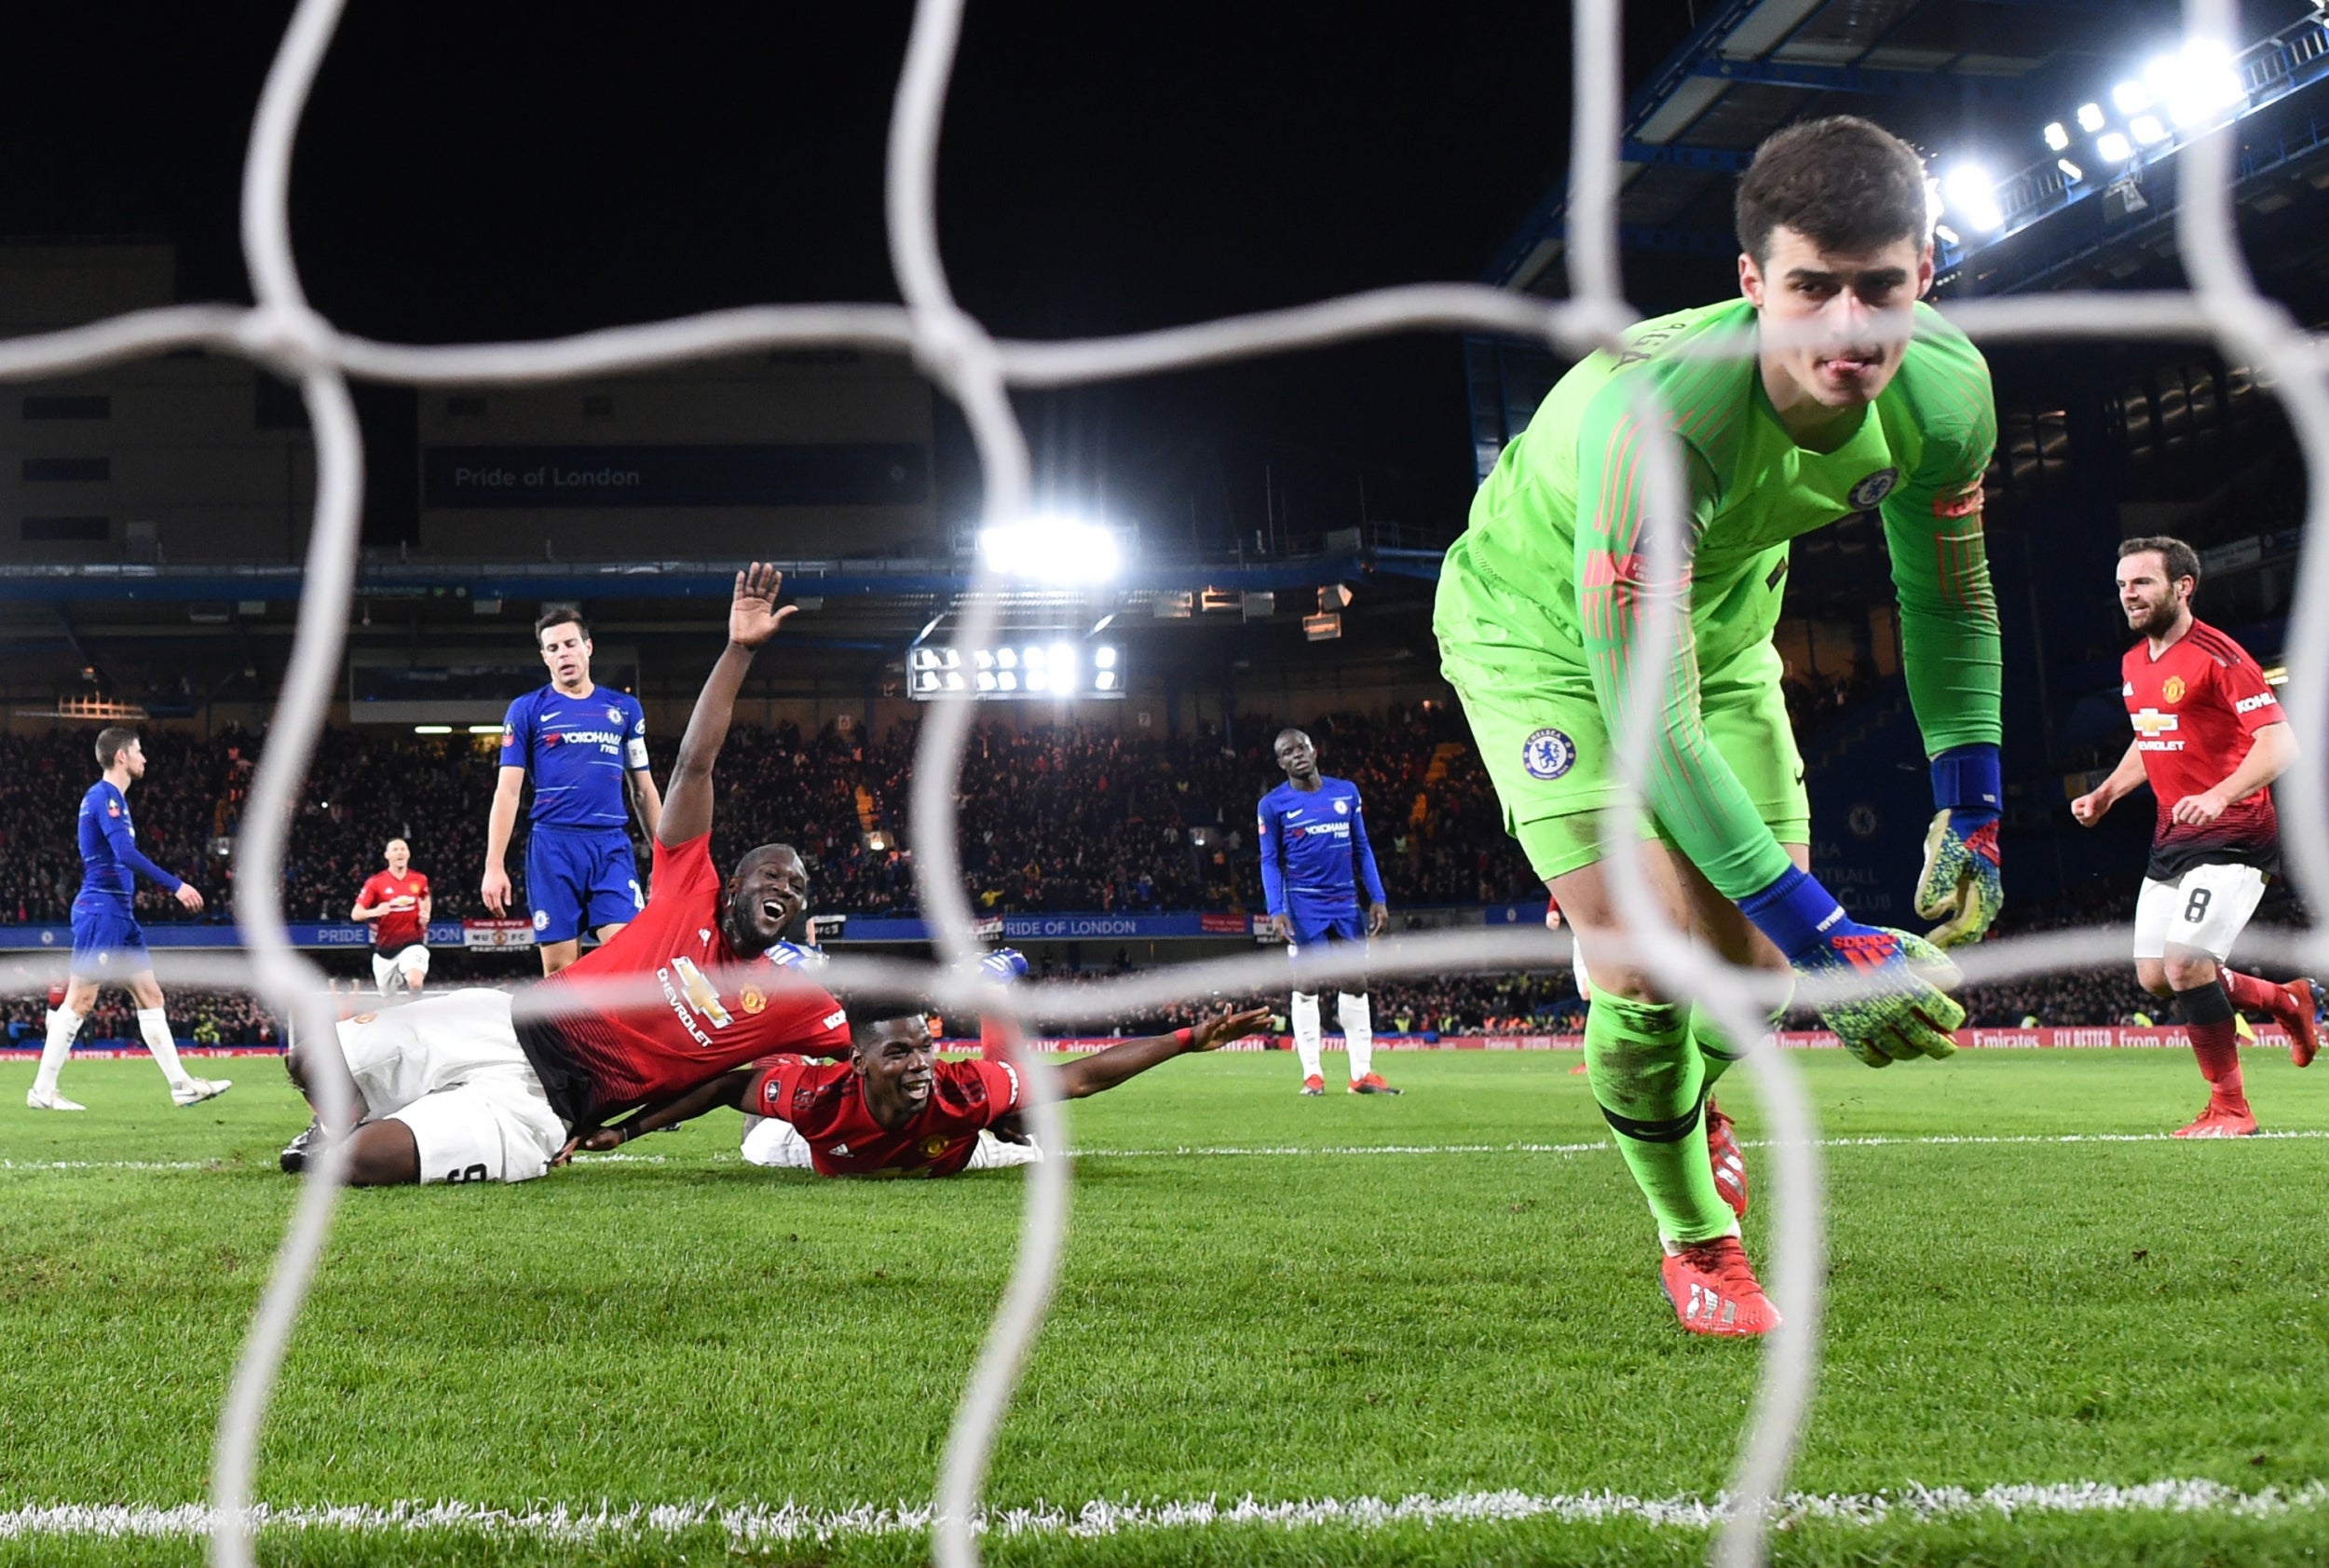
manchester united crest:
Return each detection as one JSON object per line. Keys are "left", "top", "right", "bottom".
{"left": 2162, "top": 675, "right": 2186, "bottom": 703}
{"left": 740, "top": 986, "right": 768, "bottom": 1016}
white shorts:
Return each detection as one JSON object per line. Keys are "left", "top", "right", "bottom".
{"left": 739, "top": 1114, "right": 1043, "bottom": 1173}
{"left": 2133, "top": 863, "right": 2269, "bottom": 961}
{"left": 333, "top": 988, "right": 565, "bottom": 1185}
{"left": 373, "top": 945, "right": 430, "bottom": 991}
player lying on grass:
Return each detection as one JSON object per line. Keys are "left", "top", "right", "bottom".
{"left": 1434, "top": 116, "right": 1995, "bottom": 1337}
{"left": 282, "top": 565, "right": 868, "bottom": 1186}
{"left": 2071, "top": 537, "right": 2319, "bottom": 1137}
{"left": 552, "top": 1004, "right": 1272, "bottom": 1179}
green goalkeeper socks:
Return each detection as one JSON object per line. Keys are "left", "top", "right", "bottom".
{"left": 1586, "top": 994, "right": 1733, "bottom": 1245}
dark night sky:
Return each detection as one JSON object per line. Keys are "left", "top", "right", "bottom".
{"left": 1, "top": 2, "right": 1704, "bottom": 546}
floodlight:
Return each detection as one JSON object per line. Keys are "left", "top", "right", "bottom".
{"left": 2111, "top": 80, "right": 2151, "bottom": 115}
{"left": 467, "top": 724, "right": 501, "bottom": 734}
{"left": 945, "top": 671, "right": 965, "bottom": 691}
{"left": 1941, "top": 164, "right": 2004, "bottom": 233}
{"left": 1093, "top": 645, "right": 1118, "bottom": 670}
{"left": 1028, "top": 668, "right": 1049, "bottom": 692}
{"left": 414, "top": 725, "right": 452, "bottom": 735}
{"left": 1022, "top": 645, "right": 1046, "bottom": 667}
{"left": 2043, "top": 121, "right": 2069, "bottom": 151}
{"left": 1096, "top": 670, "right": 1120, "bottom": 691}
{"left": 997, "top": 671, "right": 1018, "bottom": 692}
{"left": 2057, "top": 158, "right": 2084, "bottom": 182}
{"left": 2148, "top": 37, "right": 2245, "bottom": 128}
{"left": 1049, "top": 642, "right": 1075, "bottom": 670}
{"left": 910, "top": 647, "right": 938, "bottom": 671}
{"left": 2096, "top": 130, "right": 2133, "bottom": 162}
{"left": 996, "top": 647, "right": 1017, "bottom": 670}
{"left": 2076, "top": 102, "right": 2105, "bottom": 132}
{"left": 1934, "top": 223, "right": 1962, "bottom": 246}
{"left": 2131, "top": 114, "right": 2169, "bottom": 145}
{"left": 974, "top": 648, "right": 995, "bottom": 669}
{"left": 913, "top": 671, "right": 939, "bottom": 694}
{"left": 976, "top": 672, "right": 998, "bottom": 692}
{"left": 975, "top": 514, "right": 1124, "bottom": 583}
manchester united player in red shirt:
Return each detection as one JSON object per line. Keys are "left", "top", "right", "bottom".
{"left": 557, "top": 1005, "right": 1273, "bottom": 1178}
{"left": 352, "top": 839, "right": 432, "bottom": 994}
{"left": 2072, "top": 537, "right": 2318, "bottom": 1137}
{"left": 284, "top": 564, "right": 854, "bottom": 1185}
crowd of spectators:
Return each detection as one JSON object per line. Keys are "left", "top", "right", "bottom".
{"left": 0, "top": 716, "right": 2311, "bottom": 1033}
{"left": 0, "top": 707, "right": 1545, "bottom": 927}
{"left": 0, "top": 987, "right": 278, "bottom": 1047}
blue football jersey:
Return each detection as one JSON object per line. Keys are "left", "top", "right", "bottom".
{"left": 76, "top": 780, "right": 182, "bottom": 908}
{"left": 1257, "top": 775, "right": 1386, "bottom": 919}
{"left": 500, "top": 686, "right": 650, "bottom": 830}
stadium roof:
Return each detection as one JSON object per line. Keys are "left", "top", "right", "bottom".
{"left": 1487, "top": 0, "right": 2329, "bottom": 301}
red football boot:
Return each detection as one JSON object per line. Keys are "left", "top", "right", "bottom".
{"left": 1299, "top": 1074, "right": 1325, "bottom": 1097}
{"left": 1348, "top": 1072, "right": 1403, "bottom": 1096}
{"left": 2173, "top": 1103, "right": 2260, "bottom": 1139}
{"left": 2278, "top": 979, "right": 2322, "bottom": 1069}
{"left": 1658, "top": 1236, "right": 1782, "bottom": 1338}
{"left": 1704, "top": 1099, "right": 1749, "bottom": 1220}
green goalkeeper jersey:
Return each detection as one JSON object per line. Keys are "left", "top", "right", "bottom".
{"left": 1448, "top": 296, "right": 2001, "bottom": 898}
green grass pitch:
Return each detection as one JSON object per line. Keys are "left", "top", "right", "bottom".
{"left": 4, "top": 1045, "right": 2328, "bottom": 1566}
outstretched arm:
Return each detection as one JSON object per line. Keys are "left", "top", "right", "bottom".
{"left": 1055, "top": 1006, "right": 1272, "bottom": 1100}
{"left": 552, "top": 1068, "right": 756, "bottom": 1161}
{"left": 659, "top": 563, "right": 797, "bottom": 849}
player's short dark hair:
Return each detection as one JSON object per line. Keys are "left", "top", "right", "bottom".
{"left": 1735, "top": 116, "right": 1929, "bottom": 265}
{"left": 2119, "top": 535, "right": 2202, "bottom": 591}
{"left": 535, "top": 605, "right": 590, "bottom": 644}
{"left": 94, "top": 725, "right": 139, "bottom": 770}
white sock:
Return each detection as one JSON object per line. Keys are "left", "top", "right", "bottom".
{"left": 1339, "top": 992, "right": 1374, "bottom": 1081}
{"left": 138, "top": 1007, "right": 189, "bottom": 1086}
{"left": 34, "top": 1007, "right": 82, "bottom": 1095}
{"left": 1291, "top": 990, "right": 1324, "bottom": 1080}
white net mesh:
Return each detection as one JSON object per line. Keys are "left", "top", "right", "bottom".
{"left": 0, "top": 0, "right": 2319, "bottom": 1564}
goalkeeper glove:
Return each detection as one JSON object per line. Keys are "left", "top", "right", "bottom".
{"left": 1740, "top": 866, "right": 1965, "bottom": 1068}
{"left": 976, "top": 948, "right": 1029, "bottom": 985}
{"left": 768, "top": 939, "right": 827, "bottom": 971}
{"left": 1914, "top": 743, "right": 2003, "bottom": 948}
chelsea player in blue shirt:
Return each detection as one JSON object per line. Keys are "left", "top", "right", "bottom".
{"left": 1258, "top": 728, "right": 1400, "bottom": 1096}
{"left": 481, "top": 606, "right": 665, "bottom": 975}
{"left": 27, "top": 727, "right": 229, "bottom": 1111}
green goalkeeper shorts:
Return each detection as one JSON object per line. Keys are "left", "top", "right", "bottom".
{"left": 1434, "top": 544, "right": 1809, "bottom": 884}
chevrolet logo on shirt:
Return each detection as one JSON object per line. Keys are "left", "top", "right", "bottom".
{"left": 2130, "top": 707, "right": 2179, "bottom": 739}
{"left": 670, "top": 955, "right": 733, "bottom": 1028}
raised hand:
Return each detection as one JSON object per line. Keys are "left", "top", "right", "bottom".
{"left": 729, "top": 562, "right": 797, "bottom": 649}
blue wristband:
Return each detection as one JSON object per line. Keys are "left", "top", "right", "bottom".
{"left": 1737, "top": 866, "right": 1848, "bottom": 961}
{"left": 1929, "top": 743, "right": 2001, "bottom": 817}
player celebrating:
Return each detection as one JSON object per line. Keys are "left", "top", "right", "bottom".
{"left": 2071, "top": 538, "right": 2317, "bottom": 1136}
{"left": 282, "top": 565, "right": 849, "bottom": 1186}
{"left": 1259, "top": 728, "right": 1398, "bottom": 1096}
{"left": 559, "top": 1005, "right": 1273, "bottom": 1178}
{"left": 27, "top": 727, "right": 229, "bottom": 1111}
{"left": 1433, "top": 117, "right": 1999, "bottom": 1336}
{"left": 352, "top": 839, "right": 432, "bottom": 995}
{"left": 483, "top": 605, "right": 664, "bottom": 975}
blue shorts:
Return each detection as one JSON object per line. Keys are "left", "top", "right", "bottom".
{"left": 524, "top": 826, "right": 645, "bottom": 945}
{"left": 1286, "top": 911, "right": 1367, "bottom": 986}
{"left": 70, "top": 902, "right": 151, "bottom": 979}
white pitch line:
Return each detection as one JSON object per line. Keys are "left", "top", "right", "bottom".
{"left": 4, "top": 1479, "right": 2322, "bottom": 1545}
{"left": 8, "top": 1127, "right": 2329, "bottom": 1177}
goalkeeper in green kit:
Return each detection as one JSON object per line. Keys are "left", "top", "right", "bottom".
{"left": 1436, "top": 117, "right": 2002, "bottom": 1338}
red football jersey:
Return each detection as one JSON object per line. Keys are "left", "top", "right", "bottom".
{"left": 513, "top": 833, "right": 851, "bottom": 1125}
{"left": 358, "top": 869, "right": 429, "bottom": 952}
{"left": 2120, "top": 618, "right": 2283, "bottom": 879}
{"left": 743, "top": 1055, "right": 1024, "bottom": 1178}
